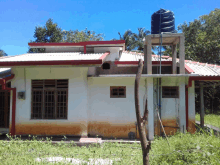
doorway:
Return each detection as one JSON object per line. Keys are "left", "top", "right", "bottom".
{"left": 0, "top": 82, "right": 11, "bottom": 130}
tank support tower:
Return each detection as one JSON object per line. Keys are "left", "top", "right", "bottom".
{"left": 143, "top": 33, "right": 185, "bottom": 75}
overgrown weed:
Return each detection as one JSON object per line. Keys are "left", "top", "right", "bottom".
{"left": 0, "top": 133, "right": 219, "bottom": 164}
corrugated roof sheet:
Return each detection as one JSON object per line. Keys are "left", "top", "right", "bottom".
{"left": 0, "top": 68, "right": 11, "bottom": 73}
{"left": 0, "top": 68, "right": 11, "bottom": 78}
{"left": 121, "top": 51, "right": 171, "bottom": 61}
{"left": 120, "top": 51, "right": 220, "bottom": 76}
{"left": 185, "top": 61, "right": 220, "bottom": 76}
{"left": 1, "top": 51, "right": 220, "bottom": 77}
{"left": 0, "top": 52, "right": 103, "bottom": 62}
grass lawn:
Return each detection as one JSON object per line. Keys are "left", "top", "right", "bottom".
{"left": 0, "top": 132, "right": 220, "bottom": 164}
{"left": 195, "top": 113, "right": 220, "bottom": 128}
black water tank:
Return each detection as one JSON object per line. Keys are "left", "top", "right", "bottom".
{"left": 151, "top": 9, "right": 175, "bottom": 34}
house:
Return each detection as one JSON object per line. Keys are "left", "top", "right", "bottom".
{"left": 0, "top": 34, "right": 220, "bottom": 140}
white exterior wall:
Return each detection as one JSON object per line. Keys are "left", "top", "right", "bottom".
{"left": 160, "top": 77, "right": 186, "bottom": 134}
{"left": 8, "top": 65, "right": 191, "bottom": 137}
{"left": 88, "top": 77, "right": 146, "bottom": 138}
{"left": 45, "top": 47, "right": 84, "bottom": 53}
{"left": 11, "top": 66, "right": 89, "bottom": 136}
{"left": 161, "top": 77, "right": 181, "bottom": 120}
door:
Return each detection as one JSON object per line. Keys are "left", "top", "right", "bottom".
{"left": 0, "top": 84, "right": 10, "bottom": 128}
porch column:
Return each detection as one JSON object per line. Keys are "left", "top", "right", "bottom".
{"left": 147, "top": 77, "right": 154, "bottom": 140}
{"left": 172, "top": 44, "right": 177, "bottom": 74}
{"left": 144, "top": 36, "right": 152, "bottom": 74}
{"left": 200, "top": 82, "right": 205, "bottom": 128}
{"left": 188, "top": 81, "right": 196, "bottom": 133}
{"left": 144, "top": 45, "right": 147, "bottom": 74}
{"left": 179, "top": 77, "right": 186, "bottom": 133}
{"left": 179, "top": 35, "right": 185, "bottom": 74}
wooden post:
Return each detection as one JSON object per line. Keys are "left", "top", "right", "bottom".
{"left": 200, "top": 82, "right": 205, "bottom": 128}
{"left": 135, "top": 59, "right": 151, "bottom": 165}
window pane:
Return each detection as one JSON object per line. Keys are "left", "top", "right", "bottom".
{"left": 32, "top": 91, "right": 42, "bottom": 119}
{"left": 110, "top": 86, "right": 126, "bottom": 98}
{"left": 57, "top": 90, "right": 67, "bottom": 119}
{"left": 32, "top": 79, "right": 68, "bottom": 120}
{"left": 162, "top": 87, "right": 178, "bottom": 98}
{"left": 44, "top": 91, "right": 55, "bottom": 119}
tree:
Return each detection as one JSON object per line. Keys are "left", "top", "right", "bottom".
{"left": 118, "top": 30, "right": 136, "bottom": 51}
{"left": 134, "top": 28, "right": 150, "bottom": 51}
{"left": 34, "top": 18, "right": 63, "bottom": 43}
{"left": 29, "top": 19, "right": 104, "bottom": 53}
{"left": 162, "top": 9, "right": 220, "bottom": 64}
{"left": 177, "top": 9, "right": 220, "bottom": 115}
{"left": 135, "top": 59, "right": 151, "bottom": 165}
{"left": 116, "top": 28, "right": 151, "bottom": 52}
{"left": 62, "top": 28, "right": 104, "bottom": 43}
{"left": 178, "top": 8, "right": 220, "bottom": 64}
{"left": 29, "top": 18, "right": 63, "bottom": 53}
{"left": 0, "top": 49, "right": 7, "bottom": 57}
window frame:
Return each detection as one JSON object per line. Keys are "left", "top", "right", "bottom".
{"left": 31, "top": 79, "right": 68, "bottom": 120}
{"left": 110, "top": 86, "right": 126, "bottom": 98}
{"left": 162, "top": 86, "right": 179, "bottom": 98}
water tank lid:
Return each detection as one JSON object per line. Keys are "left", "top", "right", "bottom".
{"left": 151, "top": 8, "right": 175, "bottom": 34}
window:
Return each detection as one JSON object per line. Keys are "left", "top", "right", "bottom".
{"left": 110, "top": 86, "right": 126, "bottom": 98}
{"left": 162, "top": 86, "right": 179, "bottom": 98}
{"left": 31, "top": 79, "right": 68, "bottom": 119}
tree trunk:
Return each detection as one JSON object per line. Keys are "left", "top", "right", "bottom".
{"left": 135, "top": 59, "right": 151, "bottom": 165}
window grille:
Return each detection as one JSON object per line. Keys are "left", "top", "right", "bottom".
{"left": 162, "top": 86, "right": 179, "bottom": 98}
{"left": 31, "top": 79, "right": 68, "bottom": 119}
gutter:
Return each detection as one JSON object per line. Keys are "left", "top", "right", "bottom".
{"left": 0, "top": 74, "right": 16, "bottom": 135}
{"left": 188, "top": 76, "right": 220, "bottom": 87}
{"left": 89, "top": 74, "right": 199, "bottom": 78}
{"left": 115, "top": 61, "right": 172, "bottom": 65}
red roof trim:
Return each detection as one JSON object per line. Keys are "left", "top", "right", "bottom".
{"left": 185, "top": 64, "right": 194, "bottom": 73}
{"left": 28, "top": 40, "right": 125, "bottom": 47}
{"left": 188, "top": 76, "right": 220, "bottom": 87}
{"left": 0, "top": 60, "right": 103, "bottom": 66}
{"left": 115, "top": 61, "right": 172, "bottom": 65}
{"left": 99, "top": 51, "right": 110, "bottom": 61}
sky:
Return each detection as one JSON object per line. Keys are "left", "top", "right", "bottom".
{"left": 0, "top": 0, "right": 219, "bottom": 56}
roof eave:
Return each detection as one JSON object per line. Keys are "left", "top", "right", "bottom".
{"left": 0, "top": 60, "right": 103, "bottom": 67}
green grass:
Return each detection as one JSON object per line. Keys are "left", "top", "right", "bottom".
{"left": 0, "top": 133, "right": 220, "bottom": 165}
{"left": 195, "top": 113, "right": 220, "bottom": 128}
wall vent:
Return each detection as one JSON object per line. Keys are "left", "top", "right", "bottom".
{"left": 18, "top": 92, "right": 25, "bottom": 100}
